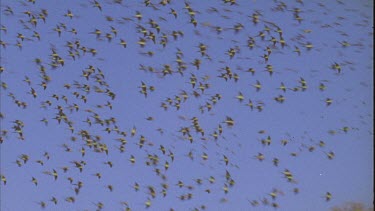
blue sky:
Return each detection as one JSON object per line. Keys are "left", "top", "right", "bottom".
{"left": 0, "top": 0, "right": 373, "bottom": 210}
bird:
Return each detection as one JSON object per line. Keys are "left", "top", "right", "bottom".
{"left": 255, "top": 153, "right": 265, "bottom": 161}
{"left": 131, "top": 126, "right": 136, "bottom": 137}
{"left": 1, "top": 175, "right": 6, "bottom": 185}
{"left": 64, "top": 10, "right": 74, "bottom": 19}
{"left": 65, "top": 196, "right": 75, "bottom": 203}
{"left": 235, "top": 92, "right": 244, "bottom": 102}
{"left": 293, "top": 46, "right": 301, "bottom": 56}
{"left": 252, "top": 80, "right": 262, "bottom": 91}
{"left": 92, "top": 1, "right": 102, "bottom": 11}
{"left": 325, "top": 151, "right": 335, "bottom": 160}
{"left": 325, "top": 192, "right": 332, "bottom": 201}
{"left": 129, "top": 155, "right": 136, "bottom": 164}
{"left": 325, "top": 98, "right": 333, "bottom": 106}
{"left": 272, "top": 158, "right": 279, "bottom": 166}
{"left": 278, "top": 82, "right": 287, "bottom": 92}
{"left": 223, "top": 116, "right": 234, "bottom": 127}
{"left": 274, "top": 95, "right": 285, "bottom": 103}
{"left": 29, "top": 88, "right": 37, "bottom": 98}
{"left": 43, "top": 169, "right": 58, "bottom": 180}
{"left": 31, "top": 177, "right": 38, "bottom": 186}
{"left": 319, "top": 83, "right": 327, "bottom": 91}
{"left": 50, "top": 197, "right": 58, "bottom": 205}
{"left": 0, "top": 1, "right": 371, "bottom": 210}
{"left": 331, "top": 62, "right": 341, "bottom": 74}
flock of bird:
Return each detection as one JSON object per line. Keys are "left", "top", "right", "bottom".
{"left": 0, "top": 0, "right": 373, "bottom": 210}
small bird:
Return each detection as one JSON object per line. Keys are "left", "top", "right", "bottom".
{"left": 255, "top": 153, "right": 265, "bottom": 161}
{"left": 104, "top": 161, "right": 113, "bottom": 168}
{"left": 145, "top": 198, "right": 152, "bottom": 208}
{"left": 120, "top": 39, "right": 127, "bottom": 48}
{"left": 278, "top": 82, "right": 287, "bottom": 92}
{"left": 29, "top": 88, "right": 37, "bottom": 98}
{"left": 43, "top": 169, "right": 58, "bottom": 180}
{"left": 64, "top": 10, "right": 74, "bottom": 19}
{"left": 293, "top": 46, "right": 301, "bottom": 56}
{"left": 131, "top": 126, "right": 136, "bottom": 137}
{"left": 1, "top": 175, "right": 6, "bottom": 185}
{"left": 37, "top": 201, "right": 46, "bottom": 209}
{"left": 129, "top": 155, "right": 136, "bottom": 164}
{"left": 235, "top": 92, "right": 244, "bottom": 102}
{"left": 223, "top": 116, "right": 234, "bottom": 127}
{"left": 319, "top": 83, "right": 327, "bottom": 91}
{"left": 331, "top": 62, "right": 341, "bottom": 74}
{"left": 272, "top": 158, "right": 279, "bottom": 166}
{"left": 252, "top": 80, "right": 262, "bottom": 91}
{"left": 325, "top": 98, "right": 333, "bottom": 106}
{"left": 50, "top": 197, "right": 58, "bottom": 205}
{"left": 325, "top": 192, "right": 332, "bottom": 201}
{"left": 133, "top": 182, "right": 140, "bottom": 191}
{"left": 92, "top": 0, "right": 102, "bottom": 11}
{"left": 31, "top": 177, "right": 38, "bottom": 186}
{"left": 326, "top": 151, "right": 335, "bottom": 160}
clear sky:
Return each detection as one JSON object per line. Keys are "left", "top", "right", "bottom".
{"left": 0, "top": 0, "right": 373, "bottom": 210}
